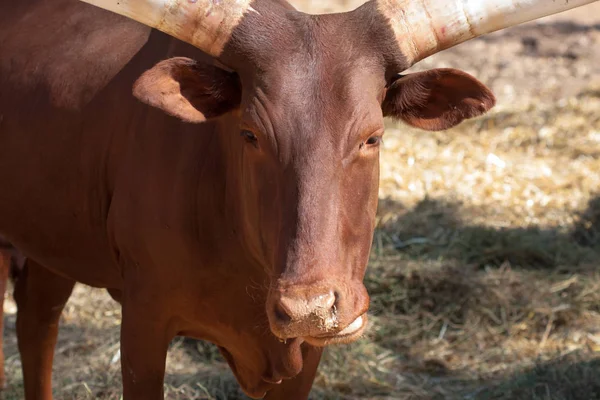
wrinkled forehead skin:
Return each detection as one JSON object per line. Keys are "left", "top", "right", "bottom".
{"left": 220, "top": 3, "right": 405, "bottom": 139}
{"left": 251, "top": 46, "right": 385, "bottom": 156}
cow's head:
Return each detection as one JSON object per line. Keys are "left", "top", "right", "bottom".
{"left": 82, "top": 0, "right": 593, "bottom": 394}
{"left": 126, "top": 0, "right": 499, "bottom": 343}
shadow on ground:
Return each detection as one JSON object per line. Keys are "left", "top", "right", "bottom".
{"left": 469, "top": 352, "right": 600, "bottom": 400}
{"left": 376, "top": 195, "right": 600, "bottom": 270}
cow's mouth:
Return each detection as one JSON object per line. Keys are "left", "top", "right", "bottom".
{"left": 303, "top": 313, "right": 367, "bottom": 346}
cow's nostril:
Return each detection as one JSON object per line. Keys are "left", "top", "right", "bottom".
{"left": 273, "top": 303, "right": 292, "bottom": 324}
{"left": 332, "top": 291, "right": 341, "bottom": 311}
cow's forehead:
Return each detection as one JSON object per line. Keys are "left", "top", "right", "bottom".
{"left": 234, "top": 11, "right": 387, "bottom": 156}
{"left": 242, "top": 63, "right": 383, "bottom": 153}
{"left": 249, "top": 32, "right": 384, "bottom": 113}
{"left": 242, "top": 11, "right": 386, "bottom": 95}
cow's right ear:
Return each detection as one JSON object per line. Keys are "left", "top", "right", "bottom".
{"left": 133, "top": 57, "right": 241, "bottom": 123}
{"left": 382, "top": 69, "right": 495, "bottom": 131}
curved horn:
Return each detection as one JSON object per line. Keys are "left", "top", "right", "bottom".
{"left": 80, "top": 0, "right": 256, "bottom": 57}
{"left": 377, "top": 0, "right": 599, "bottom": 66}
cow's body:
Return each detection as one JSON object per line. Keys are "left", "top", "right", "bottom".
{"left": 1, "top": 1, "right": 209, "bottom": 288}
{"left": 2, "top": 1, "right": 318, "bottom": 398}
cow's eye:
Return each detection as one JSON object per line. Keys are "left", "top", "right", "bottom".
{"left": 365, "top": 136, "right": 382, "bottom": 146}
{"left": 241, "top": 130, "right": 258, "bottom": 146}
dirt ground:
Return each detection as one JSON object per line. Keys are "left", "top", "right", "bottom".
{"left": 3, "top": 1, "right": 600, "bottom": 399}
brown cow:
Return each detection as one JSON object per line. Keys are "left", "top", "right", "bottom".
{"left": 0, "top": 0, "right": 596, "bottom": 399}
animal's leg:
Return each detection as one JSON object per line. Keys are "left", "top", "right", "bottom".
{"left": 0, "top": 247, "right": 11, "bottom": 388}
{"left": 106, "top": 288, "right": 123, "bottom": 304}
{"left": 264, "top": 344, "right": 323, "bottom": 400}
{"left": 120, "top": 289, "right": 174, "bottom": 400}
{"left": 14, "top": 259, "right": 75, "bottom": 400}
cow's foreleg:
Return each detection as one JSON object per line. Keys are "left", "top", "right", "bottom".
{"left": 120, "top": 289, "right": 174, "bottom": 400}
{"left": 264, "top": 344, "right": 323, "bottom": 400}
{"left": 14, "top": 259, "right": 75, "bottom": 400}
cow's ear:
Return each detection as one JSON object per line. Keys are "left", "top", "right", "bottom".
{"left": 382, "top": 68, "right": 495, "bottom": 131}
{"left": 133, "top": 57, "right": 241, "bottom": 123}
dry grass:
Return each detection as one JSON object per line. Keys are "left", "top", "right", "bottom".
{"left": 3, "top": 1, "right": 600, "bottom": 399}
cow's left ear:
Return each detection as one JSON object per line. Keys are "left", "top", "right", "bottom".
{"left": 133, "top": 57, "right": 241, "bottom": 123}
{"left": 382, "top": 68, "right": 495, "bottom": 131}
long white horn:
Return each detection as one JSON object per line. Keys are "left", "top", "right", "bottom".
{"left": 377, "top": 0, "right": 599, "bottom": 65}
{"left": 80, "top": 0, "right": 256, "bottom": 57}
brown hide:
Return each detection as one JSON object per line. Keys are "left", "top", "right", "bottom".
{"left": 0, "top": 0, "right": 495, "bottom": 398}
